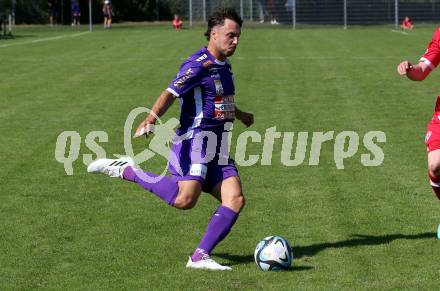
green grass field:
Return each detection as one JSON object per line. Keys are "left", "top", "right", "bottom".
{"left": 2, "top": 23, "right": 440, "bottom": 289}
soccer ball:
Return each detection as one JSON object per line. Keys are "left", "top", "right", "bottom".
{"left": 254, "top": 236, "right": 292, "bottom": 271}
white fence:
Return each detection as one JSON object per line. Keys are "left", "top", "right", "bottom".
{"left": 175, "top": 0, "right": 440, "bottom": 28}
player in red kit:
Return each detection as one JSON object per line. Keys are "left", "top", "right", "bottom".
{"left": 397, "top": 28, "right": 440, "bottom": 236}
{"left": 172, "top": 15, "right": 183, "bottom": 30}
{"left": 401, "top": 16, "right": 413, "bottom": 30}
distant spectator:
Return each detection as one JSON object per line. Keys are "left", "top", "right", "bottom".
{"left": 267, "top": 0, "right": 279, "bottom": 24}
{"left": 257, "top": 0, "right": 265, "bottom": 23}
{"left": 401, "top": 16, "right": 413, "bottom": 30}
{"left": 71, "top": 0, "right": 81, "bottom": 26}
{"left": 285, "top": 0, "right": 293, "bottom": 13}
{"left": 103, "top": 0, "right": 113, "bottom": 29}
{"left": 172, "top": 14, "right": 183, "bottom": 30}
{"left": 48, "top": 0, "right": 59, "bottom": 26}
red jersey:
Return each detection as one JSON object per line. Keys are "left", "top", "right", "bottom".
{"left": 402, "top": 19, "right": 412, "bottom": 29}
{"left": 421, "top": 29, "right": 440, "bottom": 152}
{"left": 172, "top": 18, "right": 182, "bottom": 29}
{"left": 420, "top": 28, "right": 440, "bottom": 70}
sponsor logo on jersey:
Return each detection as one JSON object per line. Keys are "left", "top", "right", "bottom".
{"left": 196, "top": 54, "right": 208, "bottom": 62}
{"left": 215, "top": 103, "right": 235, "bottom": 111}
{"left": 173, "top": 68, "right": 193, "bottom": 88}
{"left": 214, "top": 95, "right": 235, "bottom": 120}
{"left": 214, "top": 79, "right": 224, "bottom": 95}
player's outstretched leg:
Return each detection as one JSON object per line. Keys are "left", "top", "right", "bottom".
{"left": 122, "top": 165, "right": 179, "bottom": 205}
{"left": 87, "top": 157, "right": 179, "bottom": 205}
{"left": 87, "top": 156, "right": 135, "bottom": 178}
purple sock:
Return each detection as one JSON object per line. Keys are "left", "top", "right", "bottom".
{"left": 191, "top": 206, "right": 239, "bottom": 262}
{"left": 122, "top": 166, "right": 179, "bottom": 205}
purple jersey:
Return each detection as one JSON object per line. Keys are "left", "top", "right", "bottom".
{"left": 167, "top": 47, "right": 236, "bottom": 135}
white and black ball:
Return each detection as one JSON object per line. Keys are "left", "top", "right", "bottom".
{"left": 254, "top": 236, "right": 292, "bottom": 271}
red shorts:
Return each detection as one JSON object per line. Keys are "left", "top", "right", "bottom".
{"left": 425, "top": 96, "right": 440, "bottom": 152}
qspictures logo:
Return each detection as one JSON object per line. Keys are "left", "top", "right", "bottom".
{"left": 54, "top": 107, "right": 386, "bottom": 179}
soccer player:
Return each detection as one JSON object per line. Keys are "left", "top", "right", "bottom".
{"left": 401, "top": 16, "right": 413, "bottom": 30}
{"left": 48, "top": 0, "right": 59, "bottom": 26}
{"left": 172, "top": 14, "right": 183, "bottom": 30}
{"left": 88, "top": 8, "right": 254, "bottom": 271}
{"left": 397, "top": 28, "right": 440, "bottom": 210}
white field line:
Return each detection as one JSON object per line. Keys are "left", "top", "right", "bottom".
{"left": 0, "top": 31, "right": 90, "bottom": 48}
{"left": 391, "top": 29, "right": 408, "bottom": 35}
{"left": 4, "top": 56, "right": 410, "bottom": 64}
{"left": 234, "top": 56, "right": 287, "bottom": 60}
{"left": 0, "top": 28, "right": 411, "bottom": 49}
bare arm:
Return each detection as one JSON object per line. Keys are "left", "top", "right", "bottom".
{"left": 235, "top": 106, "right": 254, "bottom": 127}
{"left": 135, "top": 90, "right": 176, "bottom": 136}
{"left": 397, "top": 60, "right": 432, "bottom": 81}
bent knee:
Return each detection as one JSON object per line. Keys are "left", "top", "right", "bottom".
{"left": 235, "top": 195, "right": 245, "bottom": 210}
{"left": 429, "top": 162, "right": 440, "bottom": 178}
{"left": 224, "top": 194, "right": 245, "bottom": 212}
{"left": 173, "top": 192, "right": 199, "bottom": 210}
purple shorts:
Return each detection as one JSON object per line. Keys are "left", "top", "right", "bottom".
{"left": 167, "top": 132, "right": 238, "bottom": 193}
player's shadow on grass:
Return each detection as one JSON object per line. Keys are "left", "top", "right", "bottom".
{"left": 215, "top": 253, "right": 313, "bottom": 271}
{"left": 215, "top": 232, "right": 435, "bottom": 269}
{"left": 293, "top": 232, "right": 436, "bottom": 259}
{"left": 214, "top": 253, "right": 254, "bottom": 265}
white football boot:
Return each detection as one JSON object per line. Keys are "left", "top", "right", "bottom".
{"left": 87, "top": 157, "right": 135, "bottom": 178}
{"left": 186, "top": 256, "right": 232, "bottom": 271}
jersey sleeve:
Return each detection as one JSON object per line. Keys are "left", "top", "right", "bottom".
{"left": 420, "top": 28, "right": 440, "bottom": 70}
{"left": 166, "top": 62, "right": 204, "bottom": 98}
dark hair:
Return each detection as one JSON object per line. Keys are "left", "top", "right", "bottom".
{"left": 204, "top": 8, "right": 243, "bottom": 40}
